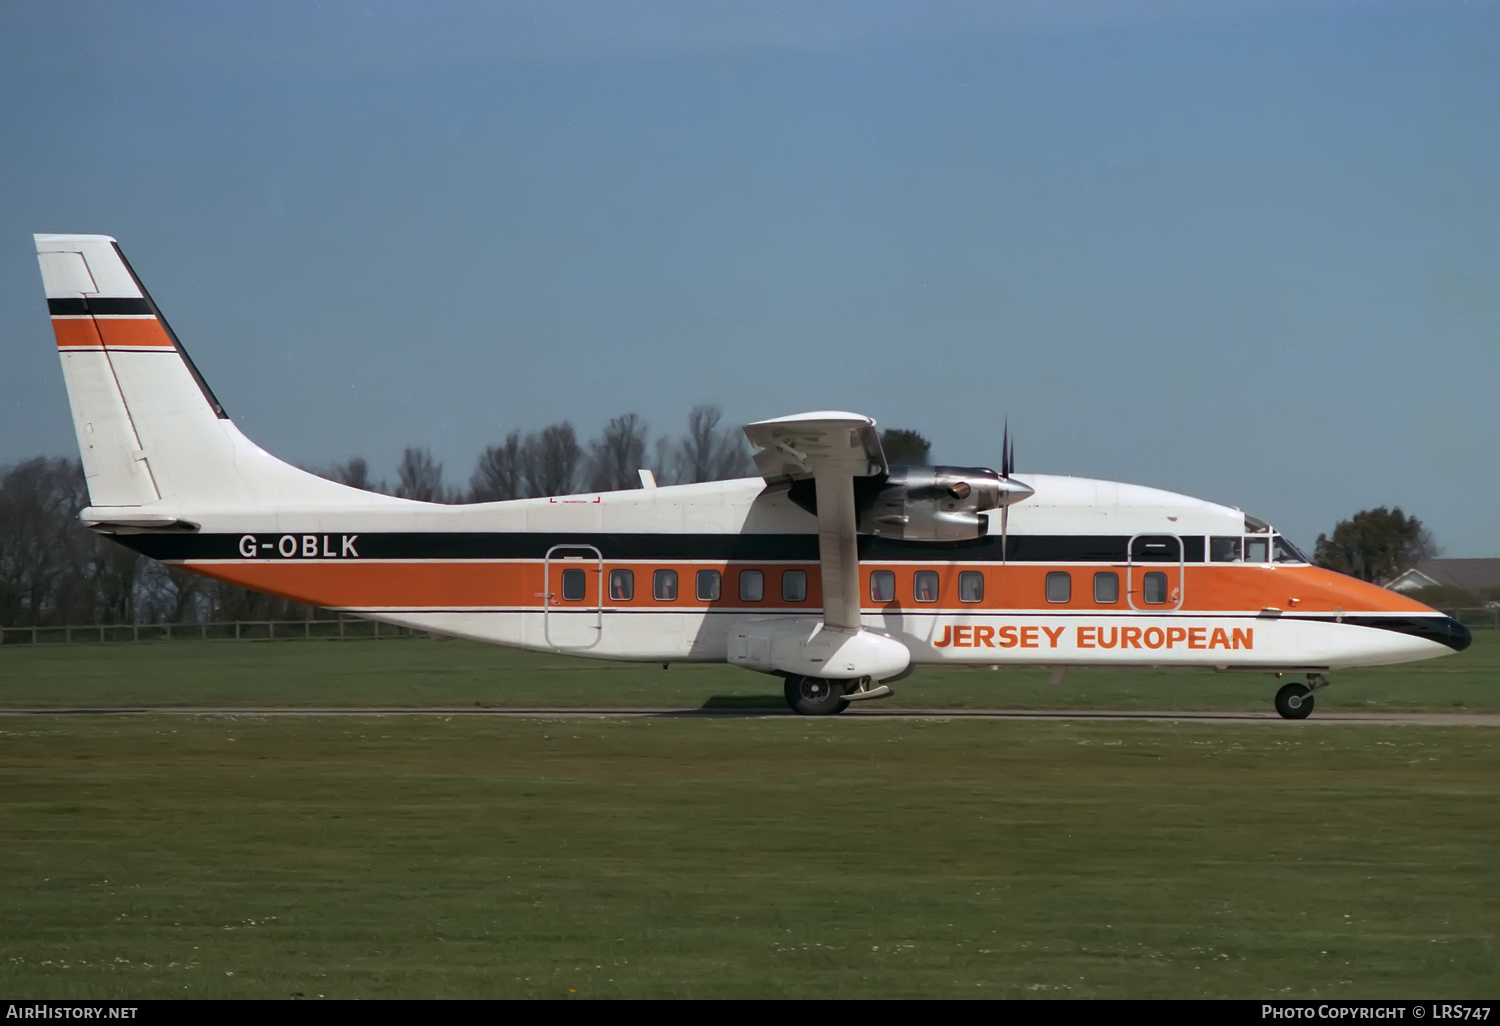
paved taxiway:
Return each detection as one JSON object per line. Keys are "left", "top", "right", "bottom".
{"left": 1, "top": 707, "right": 1496, "bottom": 725}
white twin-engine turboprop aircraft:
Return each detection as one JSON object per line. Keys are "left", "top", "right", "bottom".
{"left": 34, "top": 234, "right": 1470, "bottom": 717}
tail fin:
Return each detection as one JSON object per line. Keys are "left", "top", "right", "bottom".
{"left": 36, "top": 234, "right": 394, "bottom": 516}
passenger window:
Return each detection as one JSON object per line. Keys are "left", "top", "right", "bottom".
{"left": 653, "top": 569, "right": 678, "bottom": 601}
{"left": 870, "top": 570, "right": 895, "bottom": 603}
{"left": 739, "top": 569, "right": 764, "bottom": 602}
{"left": 913, "top": 570, "right": 939, "bottom": 603}
{"left": 1045, "top": 571, "right": 1071, "bottom": 604}
{"left": 561, "top": 568, "right": 586, "bottom": 602}
{"left": 1210, "top": 537, "right": 1242, "bottom": 562}
{"left": 782, "top": 570, "right": 807, "bottom": 602}
{"left": 608, "top": 569, "right": 634, "bottom": 601}
{"left": 1143, "top": 571, "right": 1168, "bottom": 604}
{"left": 1094, "top": 571, "right": 1119, "bottom": 604}
{"left": 696, "top": 569, "right": 721, "bottom": 602}
{"left": 1243, "top": 539, "right": 1269, "bottom": 564}
{"left": 959, "top": 571, "right": 984, "bottom": 603}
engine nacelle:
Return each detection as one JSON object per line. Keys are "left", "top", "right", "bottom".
{"left": 781, "top": 464, "right": 1034, "bottom": 543}
{"left": 860, "top": 466, "right": 1009, "bottom": 542}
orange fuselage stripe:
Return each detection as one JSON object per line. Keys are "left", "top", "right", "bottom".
{"left": 178, "top": 559, "right": 1432, "bottom": 616}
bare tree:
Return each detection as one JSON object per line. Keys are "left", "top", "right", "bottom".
{"left": 329, "top": 456, "right": 377, "bottom": 491}
{"left": 90, "top": 531, "right": 144, "bottom": 624}
{"left": 648, "top": 436, "right": 676, "bottom": 486}
{"left": 51, "top": 461, "right": 115, "bottom": 623}
{"left": 0, "top": 457, "right": 147, "bottom": 627}
{"left": 471, "top": 431, "right": 526, "bottom": 502}
{"left": 199, "top": 576, "right": 315, "bottom": 621}
{"left": 673, "top": 405, "right": 752, "bottom": 483}
{"left": 135, "top": 561, "right": 206, "bottom": 624}
{"left": 0, "top": 456, "right": 329, "bottom": 628}
{"left": 522, "top": 423, "right": 583, "bottom": 497}
{"left": 395, "top": 446, "right": 448, "bottom": 502}
{"left": 3, "top": 459, "right": 86, "bottom": 625}
{"left": 587, "top": 414, "right": 650, "bottom": 492}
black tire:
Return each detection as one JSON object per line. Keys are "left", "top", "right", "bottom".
{"left": 784, "top": 676, "right": 850, "bottom": 716}
{"left": 1275, "top": 682, "right": 1314, "bottom": 720}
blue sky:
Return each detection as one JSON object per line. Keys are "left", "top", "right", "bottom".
{"left": 1, "top": 1, "right": 1497, "bottom": 553}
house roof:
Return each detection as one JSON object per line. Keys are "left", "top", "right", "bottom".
{"left": 1386, "top": 558, "right": 1500, "bottom": 592}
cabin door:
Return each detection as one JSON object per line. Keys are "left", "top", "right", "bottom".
{"left": 1127, "top": 534, "right": 1184, "bottom": 611}
{"left": 543, "top": 544, "right": 603, "bottom": 650}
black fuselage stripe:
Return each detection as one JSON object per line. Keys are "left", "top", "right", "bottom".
{"left": 117, "top": 532, "right": 1182, "bottom": 563}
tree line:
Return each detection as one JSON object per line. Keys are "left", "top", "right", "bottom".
{"left": 341, "top": 405, "right": 754, "bottom": 503}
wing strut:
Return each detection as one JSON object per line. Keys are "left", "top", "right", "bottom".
{"left": 737, "top": 411, "right": 912, "bottom": 688}
{"left": 813, "top": 470, "right": 861, "bottom": 629}
{"left": 743, "top": 411, "right": 887, "bottom": 631}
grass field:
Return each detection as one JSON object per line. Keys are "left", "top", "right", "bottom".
{"left": 1, "top": 716, "right": 1497, "bottom": 998}
{"left": 0, "top": 630, "right": 1496, "bottom": 712}
{"left": 0, "top": 637, "right": 1496, "bottom": 998}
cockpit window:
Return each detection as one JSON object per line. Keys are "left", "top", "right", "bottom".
{"left": 1244, "top": 514, "right": 1271, "bottom": 534}
{"left": 1210, "top": 537, "right": 1242, "bottom": 562}
{"left": 1272, "top": 535, "right": 1309, "bottom": 563}
{"left": 1213, "top": 531, "right": 1302, "bottom": 564}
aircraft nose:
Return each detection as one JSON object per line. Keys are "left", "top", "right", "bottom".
{"left": 1441, "top": 616, "right": 1474, "bottom": 652}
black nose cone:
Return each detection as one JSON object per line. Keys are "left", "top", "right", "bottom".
{"left": 1443, "top": 616, "right": 1474, "bottom": 652}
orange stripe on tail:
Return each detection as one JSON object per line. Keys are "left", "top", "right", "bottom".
{"left": 94, "top": 317, "right": 175, "bottom": 348}
{"left": 51, "top": 317, "right": 104, "bottom": 349}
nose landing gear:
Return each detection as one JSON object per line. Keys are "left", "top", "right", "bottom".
{"left": 1274, "top": 673, "right": 1330, "bottom": 720}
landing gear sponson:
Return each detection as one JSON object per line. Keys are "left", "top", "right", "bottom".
{"left": 1275, "top": 673, "right": 1331, "bottom": 720}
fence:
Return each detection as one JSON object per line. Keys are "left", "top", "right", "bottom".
{"left": 1445, "top": 607, "right": 1500, "bottom": 630}
{"left": 0, "top": 617, "right": 427, "bottom": 647}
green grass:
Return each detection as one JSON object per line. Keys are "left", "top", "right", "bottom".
{"left": 0, "top": 631, "right": 1496, "bottom": 712}
{"left": 1, "top": 639, "right": 1494, "bottom": 997}
{"left": 0, "top": 716, "right": 1495, "bottom": 998}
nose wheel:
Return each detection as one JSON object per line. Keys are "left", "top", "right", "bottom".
{"left": 1275, "top": 683, "right": 1313, "bottom": 719}
{"left": 1274, "top": 674, "right": 1330, "bottom": 720}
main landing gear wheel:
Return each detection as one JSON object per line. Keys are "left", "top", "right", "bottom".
{"left": 784, "top": 676, "right": 850, "bottom": 716}
{"left": 1275, "top": 682, "right": 1314, "bottom": 720}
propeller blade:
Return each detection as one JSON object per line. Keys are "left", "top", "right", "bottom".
{"left": 1001, "top": 418, "right": 1010, "bottom": 478}
{"left": 1001, "top": 504, "right": 1009, "bottom": 564}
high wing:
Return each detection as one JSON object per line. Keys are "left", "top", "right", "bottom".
{"left": 743, "top": 411, "right": 887, "bottom": 481}
{"left": 743, "top": 412, "right": 887, "bottom": 630}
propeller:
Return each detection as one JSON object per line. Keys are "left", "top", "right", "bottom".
{"left": 1000, "top": 419, "right": 1016, "bottom": 564}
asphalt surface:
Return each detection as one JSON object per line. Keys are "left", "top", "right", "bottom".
{"left": 1, "top": 706, "right": 1497, "bottom": 725}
